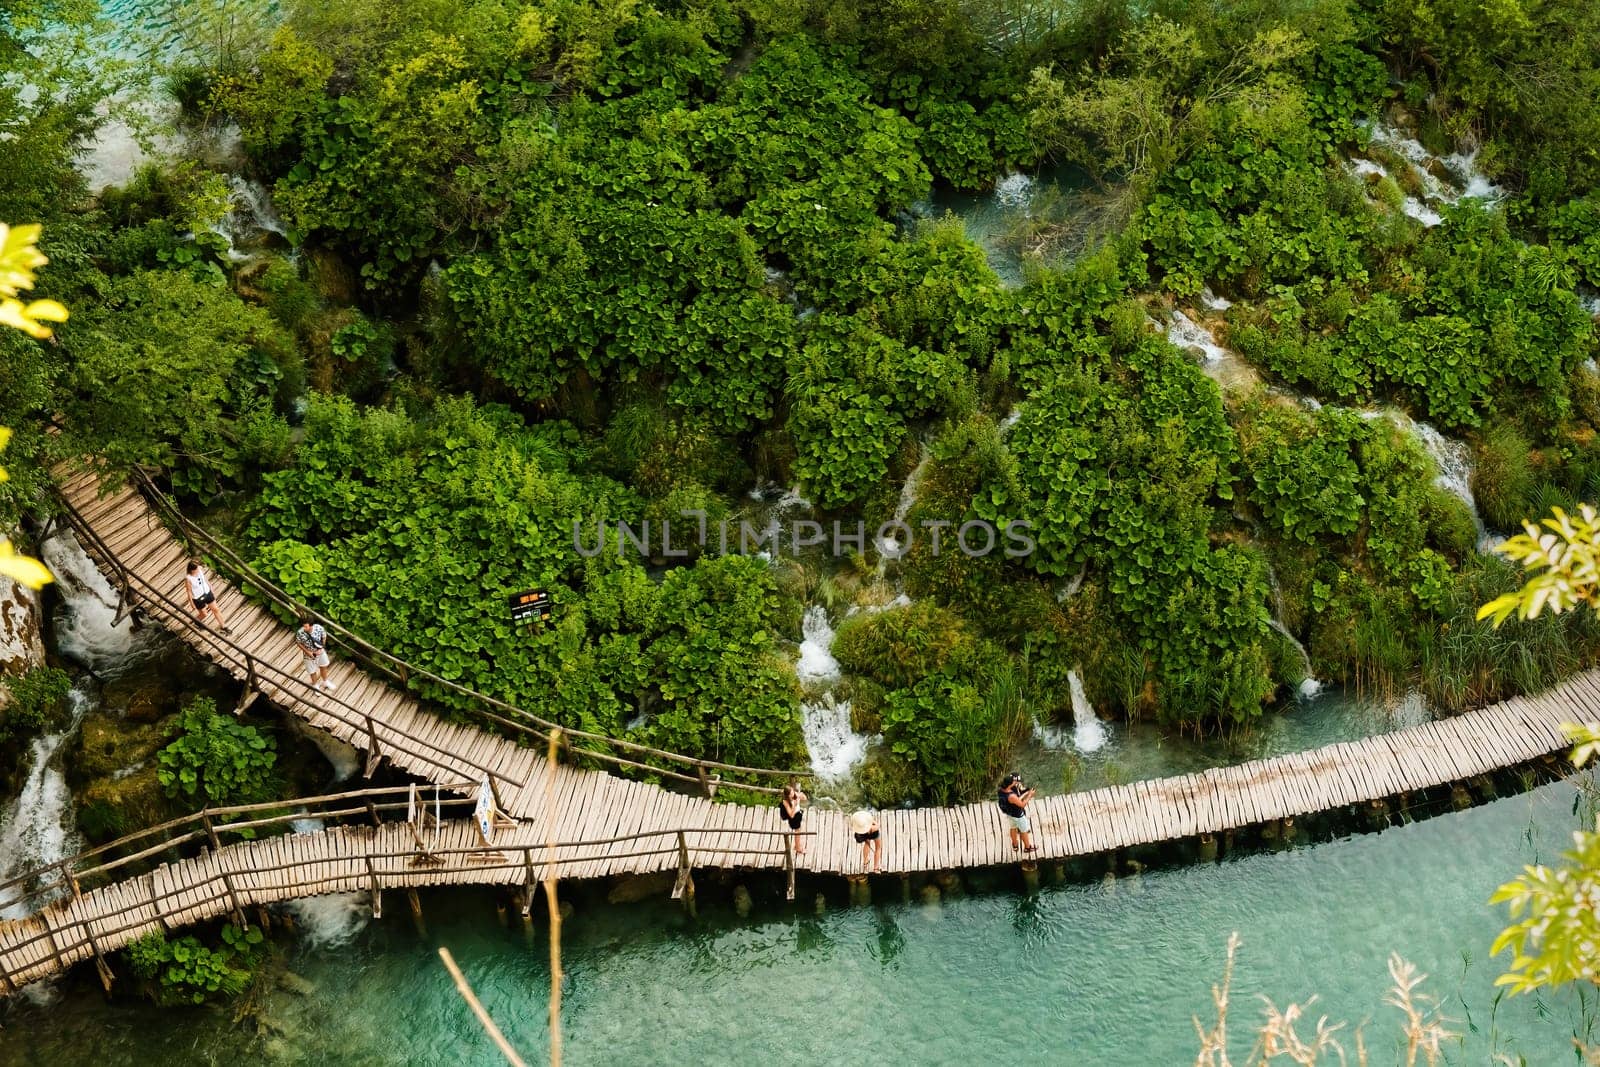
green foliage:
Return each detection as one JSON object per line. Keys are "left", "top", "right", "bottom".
{"left": 125, "top": 923, "right": 265, "bottom": 1004}
{"left": 156, "top": 697, "right": 277, "bottom": 806}
{"left": 246, "top": 396, "right": 804, "bottom": 773}
{"left": 0, "top": 666, "right": 70, "bottom": 757}
{"left": 1238, "top": 401, "right": 1369, "bottom": 543}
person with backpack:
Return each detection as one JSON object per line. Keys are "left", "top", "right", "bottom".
{"left": 998, "top": 773, "right": 1037, "bottom": 854}
{"left": 295, "top": 615, "right": 335, "bottom": 692}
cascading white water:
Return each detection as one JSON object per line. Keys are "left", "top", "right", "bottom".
{"left": 1067, "top": 670, "right": 1107, "bottom": 753}
{"left": 1263, "top": 563, "right": 1323, "bottom": 699}
{"left": 1200, "top": 287, "right": 1232, "bottom": 311}
{"left": 795, "top": 606, "right": 872, "bottom": 781}
{"left": 796, "top": 605, "right": 843, "bottom": 686}
{"left": 1162, "top": 309, "right": 1262, "bottom": 392}
{"left": 993, "top": 172, "right": 1035, "bottom": 210}
{"left": 1368, "top": 411, "right": 1498, "bottom": 553}
{"left": 0, "top": 680, "right": 92, "bottom": 919}
{"left": 213, "top": 175, "right": 290, "bottom": 261}
{"left": 1351, "top": 121, "right": 1503, "bottom": 229}
{"left": 39, "top": 529, "right": 156, "bottom": 675}
{"left": 285, "top": 893, "right": 370, "bottom": 949}
{"left": 876, "top": 452, "right": 929, "bottom": 558}
{"left": 1268, "top": 620, "right": 1323, "bottom": 700}
{"left": 801, "top": 693, "right": 870, "bottom": 782}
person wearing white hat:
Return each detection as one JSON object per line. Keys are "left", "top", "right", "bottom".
{"left": 848, "top": 809, "right": 881, "bottom": 872}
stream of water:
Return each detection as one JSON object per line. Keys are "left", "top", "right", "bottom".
{"left": 0, "top": 777, "right": 1592, "bottom": 1063}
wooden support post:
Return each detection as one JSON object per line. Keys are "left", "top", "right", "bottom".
{"left": 233, "top": 655, "right": 261, "bottom": 716}
{"left": 784, "top": 833, "right": 796, "bottom": 902}
{"left": 42, "top": 913, "right": 64, "bottom": 976}
{"left": 201, "top": 811, "right": 222, "bottom": 851}
{"left": 111, "top": 580, "right": 132, "bottom": 627}
{"left": 522, "top": 848, "right": 537, "bottom": 917}
{"left": 0, "top": 951, "right": 17, "bottom": 996}
{"left": 63, "top": 871, "right": 115, "bottom": 994}
{"left": 696, "top": 766, "right": 720, "bottom": 800}
{"left": 256, "top": 905, "right": 273, "bottom": 932}
{"left": 488, "top": 775, "right": 506, "bottom": 815}
{"left": 365, "top": 856, "right": 383, "bottom": 919}
{"left": 406, "top": 888, "right": 426, "bottom": 937}
{"left": 365, "top": 717, "right": 382, "bottom": 778}
{"left": 671, "top": 830, "right": 695, "bottom": 916}
{"left": 148, "top": 874, "right": 170, "bottom": 933}
{"left": 365, "top": 798, "right": 382, "bottom": 828}
{"left": 220, "top": 871, "right": 247, "bottom": 926}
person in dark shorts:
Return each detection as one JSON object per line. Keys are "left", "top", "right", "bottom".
{"left": 998, "top": 772, "right": 1037, "bottom": 854}
{"left": 183, "top": 560, "right": 230, "bottom": 634}
{"left": 849, "top": 810, "right": 881, "bottom": 872}
{"left": 780, "top": 780, "right": 808, "bottom": 855}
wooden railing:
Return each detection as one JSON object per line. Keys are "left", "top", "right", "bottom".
{"left": 0, "top": 784, "right": 811, "bottom": 994}
{"left": 121, "top": 468, "right": 800, "bottom": 797}
{"left": 56, "top": 490, "right": 530, "bottom": 805}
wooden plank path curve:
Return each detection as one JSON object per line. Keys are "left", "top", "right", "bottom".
{"left": 2, "top": 468, "right": 1586, "bottom": 990}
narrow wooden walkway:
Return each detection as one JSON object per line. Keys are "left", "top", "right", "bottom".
{"left": 22, "top": 467, "right": 1589, "bottom": 909}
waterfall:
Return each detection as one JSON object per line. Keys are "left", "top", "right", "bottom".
{"left": 1351, "top": 121, "right": 1504, "bottom": 229}
{"left": 876, "top": 452, "right": 929, "bottom": 559}
{"left": 1366, "top": 411, "right": 1498, "bottom": 552}
{"left": 212, "top": 176, "right": 290, "bottom": 261}
{"left": 39, "top": 529, "right": 157, "bottom": 676}
{"left": 1162, "top": 309, "right": 1261, "bottom": 392}
{"left": 796, "top": 605, "right": 843, "bottom": 686}
{"left": 993, "top": 172, "right": 1035, "bottom": 211}
{"left": 1263, "top": 563, "right": 1322, "bottom": 699}
{"left": 1067, "top": 670, "right": 1107, "bottom": 753}
{"left": 284, "top": 893, "right": 370, "bottom": 949}
{"left": 1268, "top": 620, "right": 1323, "bottom": 700}
{"left": 795, "top": 606, "right": 871, "bottom": 781}
{"left": 1200, "top": 287, "right": 1232, "bottom": 311}
{"left": 0, "top": 680, "right": 92, "bottom": 919}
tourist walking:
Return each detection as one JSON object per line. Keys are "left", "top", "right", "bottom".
{"left": 295, "top": 615, "right": 335, "bottom": 692}
{"left": 849, "top": 810, "right": 881, "bottom": 872}
{"left": 183, "top": 560, "right": 230, "bottom": 634}
{"left": 780, "top": 780, "right": 807, "bottom": 855}
{"left": 998, "top": 773, "right": 1037, "bottom": 854}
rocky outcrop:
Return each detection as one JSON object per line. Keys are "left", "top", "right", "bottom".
{"left": 0, "top": 567, "right": 46, "bottom": 711}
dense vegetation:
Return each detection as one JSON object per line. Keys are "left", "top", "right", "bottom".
{"left": 5, "top": 0, "right": 1600, "bottom": 803}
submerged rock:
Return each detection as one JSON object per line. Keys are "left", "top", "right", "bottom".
{"left": 732, "top": 885, "right": 752, "bottom": 918}
{"left": 607, "top": 871, "right": 675, "bottom": 904}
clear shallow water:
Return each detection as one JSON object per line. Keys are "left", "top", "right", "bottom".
{"left": 1, "top": 779, "right": 1593, "bottom": 1064}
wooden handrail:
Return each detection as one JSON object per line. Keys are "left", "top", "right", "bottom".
{"left": 0, "top": 802, "right": 816, "bottom": 974}
{"left": 126, "top": 468, "right": 802, "bottom": 788}
{"left": 53, "top": 491, "right": 531, "bottom": 796}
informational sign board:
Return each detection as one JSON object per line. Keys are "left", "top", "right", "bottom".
{"left": 508, "top": 589, "right": 553, "bottom": 625}
{"left": 475, "top": 776, "right": 495, "bottom": 845}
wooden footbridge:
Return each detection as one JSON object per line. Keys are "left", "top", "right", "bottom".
{"left": 0, "top": 465, "right": 1590, "bottom": 992}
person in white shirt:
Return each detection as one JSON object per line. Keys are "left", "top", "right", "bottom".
{"left": 183, "top": 560, "right": 230, "bottom": 635}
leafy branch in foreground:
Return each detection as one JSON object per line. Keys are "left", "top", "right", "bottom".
{"left": 1477, "top": 508, "right": 1600, "bottom": 995}
{"left": 1477, "top": 505, "right": 1600, "bottom": 627}
{"left": 0, "top": 220, "right": 63, "bottom": 589}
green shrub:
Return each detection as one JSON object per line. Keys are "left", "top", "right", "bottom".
{"left": 156, "top": 697, "right": 278, "bottom": 807}
{"left": 125, "top": 924, "right": 265, "bottom": 1004}
{"left": 856, "top": 748, "right": 922, "bottom": 809}
{"left": 1473, "top": 423, "right": 1537, "bottom": 532}
{"left": 0, "top": 666, "right": 70, "bottom": 751}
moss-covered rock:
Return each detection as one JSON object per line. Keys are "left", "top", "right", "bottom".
{"left": 78, "top": 764, "right": 172, "bottom": 843}
{"left": 73, "top": 715, "right": 168, "bottom": 784}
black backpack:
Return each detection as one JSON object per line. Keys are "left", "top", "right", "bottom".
{"left": 997, "top": 785, "right": 1022, "bottom": 817}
